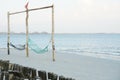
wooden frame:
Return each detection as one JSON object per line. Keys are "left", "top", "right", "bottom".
{"left": 7, "top": 5, "right": 55, "bottom": 61}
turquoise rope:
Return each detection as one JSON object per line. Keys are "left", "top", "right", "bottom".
{"left": 28, "top": 38, "right": 49, "bottom": 54}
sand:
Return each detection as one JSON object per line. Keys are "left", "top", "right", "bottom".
{"left": 0, "top": 48, "right": 120, "bottom": 80}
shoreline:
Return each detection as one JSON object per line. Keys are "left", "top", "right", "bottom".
{"left": 0, "top": 49, "right": 120, "bottom": 80}
{"left": 0, "top": 48, "right": 120, "bottom": 61}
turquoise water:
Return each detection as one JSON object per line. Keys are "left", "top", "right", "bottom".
{"left": 0, "top": 33, "right": 120, "bottom": 57}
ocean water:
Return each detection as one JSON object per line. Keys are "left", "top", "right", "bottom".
{"left": 0, "top": 33, "right": 120, "bottom": 60}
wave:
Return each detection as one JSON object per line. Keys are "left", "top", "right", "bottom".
{"left": 57, "top": 48, "right": 119, "bottom": 55}
{"left": 56, "top": 48, "right": 120, "bottom": 61}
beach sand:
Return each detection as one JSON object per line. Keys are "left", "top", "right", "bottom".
{"left": 0, "top": 49, "right": 120, "bottom": 80}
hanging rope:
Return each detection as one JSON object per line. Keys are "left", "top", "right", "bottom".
{"left": 28, "top": 38, "right": 51, "bottom": 54}
{"left": 10, "top": 43, "right": 25, "bottom": 50}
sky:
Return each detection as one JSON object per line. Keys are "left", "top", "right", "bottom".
{"left": 0, "top": 0, "right": 120, "bottom": 33}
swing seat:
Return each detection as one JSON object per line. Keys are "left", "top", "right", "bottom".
{"left": 28, "top": 38, "right": 49, "bottom": 54}
{"left": 10, "top": 43, "right": 25, "bottom": 50}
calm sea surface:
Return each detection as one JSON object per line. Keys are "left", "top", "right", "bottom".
{"left": 0, "top": 34, "right": 120, "bottom": 59}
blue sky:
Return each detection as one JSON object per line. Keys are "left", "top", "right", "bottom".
{"left": 0, "top": 0, "right": 120, "bottom": 33}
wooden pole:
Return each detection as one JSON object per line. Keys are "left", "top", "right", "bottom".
{"left": 26, "top": 9, "right": 29, "bottom": 57}
{"left": 9, "top": 6, "right": 53, "bottom": 15}
{"left": 52, "top": 5, "right": 55, "bottom": 61}
{"left": 7, "top": 12, "right": 10, "bottom": 55}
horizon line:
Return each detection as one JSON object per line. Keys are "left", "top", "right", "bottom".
{"left": 0, "top": 32, "right": 120, "bottom": 34}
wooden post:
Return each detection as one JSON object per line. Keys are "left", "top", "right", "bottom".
{"left": 52, "top": 5, "right": 55, "bottom": 61}
{"left": 7, "top": 12, "right": 10, "bottom": 55}
{"left": 48, "top": 72, "right": 58, "bottom": 80}
{"left": 38, "top": 70, "right": 47, "bottom": 80}
{"left": 26, "top": 9, "right": 29, "bottom": 57}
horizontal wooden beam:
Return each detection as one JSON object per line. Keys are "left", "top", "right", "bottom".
{"left": 9, "top": 5, "right": 53, "bottom": 15}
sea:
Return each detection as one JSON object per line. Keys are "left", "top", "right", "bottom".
{"left": 0, "top": 33, "right": 120, "bottom": 60}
